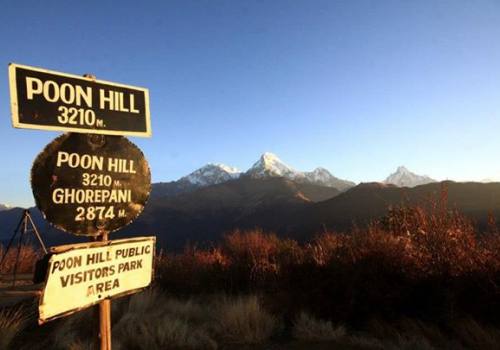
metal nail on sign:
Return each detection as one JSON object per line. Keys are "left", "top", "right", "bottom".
{"left": 8, "top": 63, "right": 151, "bottom": 137}
{"left": 31, "top": 133, "right": 151, "bottom": 236}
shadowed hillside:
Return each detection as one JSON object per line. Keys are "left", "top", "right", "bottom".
{"left": 299, "top": 181, "right": 500, "bottom": 237}
{"left": 3, "top": 180, "right": 500, "bottom": 252}
{"left": 4, "top": 198, "right": 500, "bottom": 350}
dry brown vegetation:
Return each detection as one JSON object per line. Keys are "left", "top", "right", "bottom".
{"left": 0, "top": 305, "right": 32, "bottom": 349}
{"left": 3, "top": 193, "right": 500, "bottom": 349}
{"left": 4, "top": 292, "right": 500, "bottom": 350}
{"left": 0, "top": 244, "right": 41, "bottom": 275}
{"left": 157, "top": 194, "right": 500, "bottom": 343}
{"left": 1, "top": 291, "right": 281, "bottom": 350}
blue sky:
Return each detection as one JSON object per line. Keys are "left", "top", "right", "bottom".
{"left": 1, "top": 0, "right": 500, "bottom": 207}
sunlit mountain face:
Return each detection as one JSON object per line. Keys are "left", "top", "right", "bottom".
{"left": 384, "top": 166, "right": 436, "bottom": 187}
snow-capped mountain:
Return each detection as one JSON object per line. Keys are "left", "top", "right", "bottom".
{"left": 152, "top": 152, "right": 355, "bottom": 199}
{"left": 384, "top": 166, "right": 436, "bottom": 187}
{"left": 304, "top": 167, "right": 355, "bottom": 191}
{"left": 0, "top": 203, "right": 11, "bottom": 211}
{"left": 182, "top": 163, "right": 241, "bottom": 186}
{"left": 152, "top": 163, "right": 241, "bottom": 198}
{"left": 245, "top": 152, "right": 302, "bottom": 180}
{"left": 245, "top": 153, "right": 354, "bottom": 191}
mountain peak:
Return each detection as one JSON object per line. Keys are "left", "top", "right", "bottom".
{"left": 384, "top": 166, "right": 435, "bottom": 187}
{"left": 245, "top": 153, "right": 355, "bottom": 191}
{"left": 246, "top": 152, "right": 298, "bottom": 179}
{"left": 306, "top": 167, "right": 334, "bottom": 179}
{"left": 154, "top": 153, "right": 356, "bottom": 199}
{"left": 260, "top": 152, "right": 280, "bottom": 162}
{"left": 311, "top": 167, "right": 329, "bottom": 173}
{"left": 305, "top": 167, "right": 355, "bottom": 191}
{"left": 182, "top": 163, "right": 241, "bottom": 186}
{"left": 205, "top": 163, "right": 240, "bottom": 174}
{"left": 0, "top": 203, "right": 11, "bottom": 211}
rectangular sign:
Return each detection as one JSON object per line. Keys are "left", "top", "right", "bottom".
{"left": 8, "top": 63, "right": 151, "bottom": 137}
{"left": 39, "top": 236, "right": 155, "bottom": 323}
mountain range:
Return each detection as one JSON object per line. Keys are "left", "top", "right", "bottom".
{"left": 133, "top": 179, "right": 500, "bottom": 250}
{"left": 3, "top": 152, "right": 499, "bottom": 251}
{"left": 3, "top": 180, "right": 499, "bottom": 252}
{"left": 153, "top": 152, "right": 432, "bottom": 199}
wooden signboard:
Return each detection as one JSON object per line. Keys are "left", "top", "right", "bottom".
{"left": 31, "top": 133, "right": 151, "bottom": 236}
{"left": 8, "top": 63, "right": 151, "bottom": 137}
{"left": 39, "top": 236, "right": 155, "bottom": 323}
{"left": 8, "top": 63, "right": 154, "bottom": 350}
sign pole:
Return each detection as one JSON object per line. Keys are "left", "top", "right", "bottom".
{"left": 9, "top": 64, "right": 153, "bottom": 346}
{"left": 98, "top": 231, "right": 112, "bottom": 350}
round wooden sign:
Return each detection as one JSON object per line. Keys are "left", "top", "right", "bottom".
{"left": 31, "top": 133, "right": 151, "bottom": 236}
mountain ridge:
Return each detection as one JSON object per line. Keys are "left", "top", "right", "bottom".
{"left": 3, "top": 180, "right": 500, "bottom": 252}
{"left": 152, "top": 152, "right": 355, "bottom": 198}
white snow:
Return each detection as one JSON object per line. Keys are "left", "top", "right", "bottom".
{"left": 246, "top": 152, "right": 303, "bottom": 179}
{"left": 174, "top": 152, "right": 355, "bottom": 191}
{"left": 182, "top": 163, "right": 241, "bottom": 186}
{"left": 246, "top": 153, "right": 354, "bottom": 190}
{"left": 384, "top": 166, "right": 435, "bottom": 187}
{"left": 0, "top": 203, "right": 11, "bottom": 211}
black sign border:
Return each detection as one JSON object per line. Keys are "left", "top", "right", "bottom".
{"left": 8, "top": 63, "right": 152, "bottom": 137}
{"left": 30, "top": 133, "right": 152, "bottom": 237}
{"left": 38, "top": 236, "right": 156, "bottom": 324}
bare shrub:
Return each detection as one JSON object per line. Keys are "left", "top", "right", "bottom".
{"left": 307, "top": 232, "right": 347, "bottom": 266}
{"left": 224, "top": 229, "right": 280, "bottom": 279}
{"left": 156, "top": 246, "right": 230, "bottom": 294}
{"left": 0, "top": 244, "right": 41, "bottom": 274}
{"left": 378, "top": 193, "right": 480, "bottom": 277}
{"left": 154, "top": 192, "right": 500, "bottom": 331}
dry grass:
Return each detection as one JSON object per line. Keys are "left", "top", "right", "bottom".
{"left": 212, "top": 294, "right": 281, "bottom": 345}
{"left": 113, "top": 290, "right": 217, "bottom": 350}
{"left": 21, "top": 290, "right": 280, "bottom": 350}
{"left": 48, "top": 308, "right": 96, "bottom": 350}
{"left": 4, "top": 191, "right": 500, "bottom": 349}
{"left": 114, "top": 291, "right": 281, "bottom": 348}
{"left": 450, "top": 318, "right": 500, "bottom": 350}
{"left": 341, "top": 318, "right": 500, "bottom": 350}
{"left": 292, "top": 312, "right": 346, "bottom": 342}
{"left": 4, "top": 291, "right": 500, "bottom": 350}
{"left": 0, "top": 305, "right": 32, "bottom": 350}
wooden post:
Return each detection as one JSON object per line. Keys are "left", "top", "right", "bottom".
{"left": 98, "top": 231, "right": 111, "bottom": 350}
{"left": 81, "top": 74, "right": 112, "bottom": 350}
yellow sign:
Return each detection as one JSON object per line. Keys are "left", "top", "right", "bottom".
{"left": 39, "top": 236, "right": 155, "bottom": 323}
